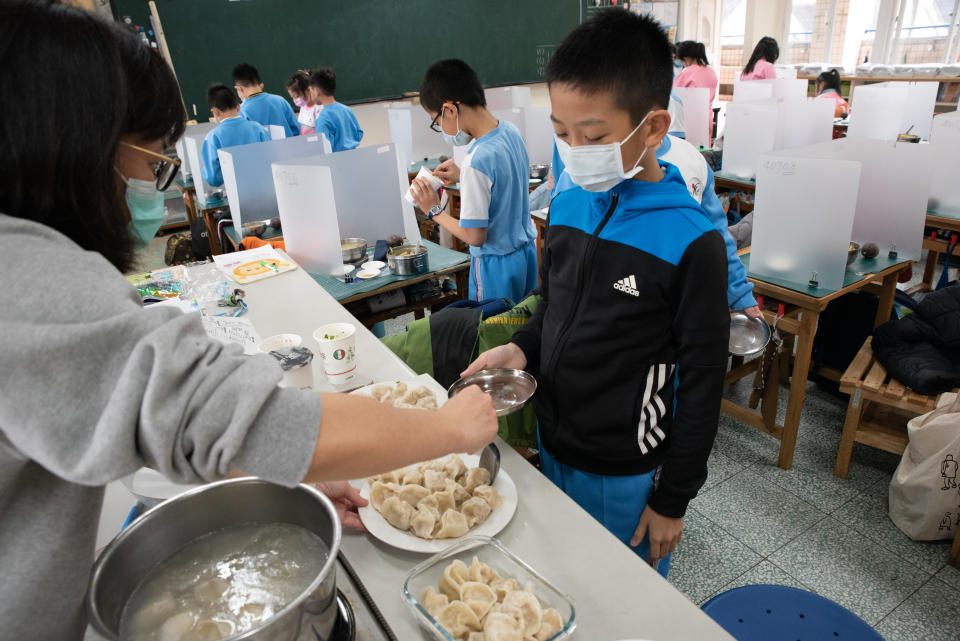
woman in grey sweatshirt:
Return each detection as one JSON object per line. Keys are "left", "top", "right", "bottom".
{"left": 0, "top": 3, "right": 497, "bottom": 639}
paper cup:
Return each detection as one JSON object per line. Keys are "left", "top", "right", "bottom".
{"left": 258, "top": 334, "right": 314, "bottom": 390}
{"left": 258, "top": 334, "right": 302, "bottom": 352}
{"left": 313, "top": 323, "right": 357, "bottom": 383}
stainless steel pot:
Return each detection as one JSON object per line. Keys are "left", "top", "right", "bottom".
{"left": 388, "top": 244, "right": 429, "bottom": 276}
{"left": 87, "top": 478, "right": 342, "bottom": 641}
{"left": 340, "top": 238, "right": 367, "bottom": 263}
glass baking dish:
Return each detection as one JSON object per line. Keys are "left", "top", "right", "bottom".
{"left": 401, "top": 535, "right": 576, "bottom": 641}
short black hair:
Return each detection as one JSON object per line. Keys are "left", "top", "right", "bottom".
{"left": 419, "top": 59, "right": 486, "bottom": 113}
{"left": 286, "top": 70, "right": 310, "bottom": 96}
{"left": 0, "top": 0, "right": 185, "bottom": 273}
{"left": 232, "top": 62, "right": 261, "bottom": 87}
{"left": 208, "top": 83, "right": 239, "bottom": 111}
{"left": 546, "top": 10, "right": 672, "bottom": 123}
{"left": 744, "top": 37, "right": 779, "bottom": 74}
{"left": 307, "top": 67, "right": 336, "bottom": 96}
{"left": 676, "top": 40, "right": 709, "bottom": 66}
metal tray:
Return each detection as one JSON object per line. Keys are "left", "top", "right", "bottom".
{"left": 446, "top": 368, "right": 537, "bottom": 416}
{"left": 729, "top": 311, "right": 771, "bottom": 356}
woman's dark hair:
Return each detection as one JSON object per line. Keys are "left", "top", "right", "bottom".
{"left": 286, "top": 70, "right": 310, "bottom": 97}
{"left": 0, "top": 0, "right": 185, "bottom": 273}
{"left": 817, "top": 68, "right": 842, "bottom": 93}
{"left": 232, "top": 62, "right": 261, "bottom": 87}
{"left": 208, "top": 83, "right": 239, "bottom": 111}
{"left": 419, "top": 59, "right": 486, "bottom": 113}
{"left": 677, "top": 40, "right": 709, "bottom": 66}
{"left": 307, "top": 67, "right": 337, "bottom": 96}
{"left": 744, "top": 36, "right": 779, "bottom": 74}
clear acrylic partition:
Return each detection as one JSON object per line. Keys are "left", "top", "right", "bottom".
{"left": 387, "top": 108, "right": 414, "bottom": 163}
{"left": 396, "top": 150, "right": 422, "bottom": 248}
{"left": 775, "top": 66, "right": 798, "bottom": 79}
{"left": 847, "top": 83, "right": 909, "bottom": 141}
{"left": 673, "top": 87, "right": 711, "bottom": 148}
{"left": 733, "top": 80, "right": 774, "bottom": 102}
{"left": 750, "top": 153, "right": 862, "bottom": 291}
{"left": 268, "top": 125, "right": 286, "bottom": 141}
{"left": 900, "top": 81, "right": 938, "bottom": 140}
{"left": 929, "top": 112, "right": 960, "bottom": 212}
{"left": 218, "top": 134, "right": 328, "bottom": 227}
{"left": 492, "top": 108, "right": 526, "bottom": 139}
{"left": 523, "top": 106, "right": 554, "bottom": 165}
{"left": 409, "top": 108, "right": 454, "bottom": 162}
{"left": 770, "top": 78, "right": 807, "bottom": 100}
{"left": 272, "top": 162, "right": 342, "bottom": 276}
{"left": 777, "top": 98, "right": 835, "bottom": 150}
{"left": 184, "top": 135, "right": 216, "bottom": 201}
{"left": 484, "top": 86, "right": 531, "bottom": 111}
{"left": 175, "top": 121, "right": 214, "bottom": 180}
{"left": 722, "top": 101, "right": 779, "bottom": 179}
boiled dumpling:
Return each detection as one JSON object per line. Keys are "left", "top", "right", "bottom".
{"left": 459, "top": 581, "right": 498, "bottom": 619}
{"left": 435, "top": 509, "right": 470, "bottom": 539}
{"left": 372, "top": 469, "right": 401, "bottom": 484}
{"left": 482, "top": 612, "right": 523, "bottom": 641}
{"left": 433, "top": 490, "right": 456, "bottom": 515}
{"left": 436, "top": 600, "right": 481, "bottom": 638}
{"left": 398, "top": 483, "right": 431, "bottom": 508}
{"left": 422, "top": 458, "right": 447, "bottom": 473}
{"left": 193, "top": 577, "right": 228, "bottom": 603}
{"left": 388, "top": 382, "right": 409, "bottom": 403}
{"left": 421, "top": 586, "right": 449, "bottom": 619}
{"left": 499, "top": 590, "right": 542, "bottom": 637}
{"left": 369, "top": 481, "right": 401, "bottom": 510}
{"left": 463, "top": 467, "right": 491, "bottom": 492}
{"left": 423, "top": 469, "right": 448, "bottom": 492}
{"left": 158, "top": 613, "right": 195, "bottom": 641}
{"left": 379, "top": 495, "right": 414, "bottom": 530}
{"left": 468, "top": 556, "right": 501, "bottom": 585}
{"left": 444, "top": 454, "right": 467, "bottom": 481}
{"left": 400, "top": 467, "right": 424, "bottom": 486}
{"left": 192, "top": 619, "right": 234, "bottom": 641}
{"left": 491, "top": 577, "right": 519, "bottom": 602}
{"left": 535, "top": 608, "right": 564, "bottom": 641}
{"left": 417, "top": 395, "right": 438, "bottom": 409}
{"left": 460, "top": 496, "right": 493, "bottom": 528}
{"left": 369, "top": 384, "right": 393, "bottom": 403}
{"left": 444, "top": 478, "right": 471, "bottom": 504}
{"left": 411, "top": 504, "right": 439, "bottom": 539}
{"left": 418, "top": 493, "right": 441, "bottom": 514}
{"left": 439, "top": 559, "right": 470, "bottom": 599}
{"left": 399, "top": 386, "right": 434, "bottom": 406}
{"left": 472, "top": 484, "right": 504, "bottom": 511}
{"left": 467, "top": 633, "right": 485, "bottom": 641}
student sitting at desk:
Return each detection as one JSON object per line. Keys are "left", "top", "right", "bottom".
{"left": 306, "top": 67, "right": 363, "bottom": 152}
{"left": 232, "top": 62, "right": 300, "bottom": 138}
{"left": 815, "top": 69, "right": 849, "bottom": 118}
{"left": 409, "top": 59, "right": 538, "bottom": 304}
{"left": 200, "top": 83, "right": 268, "bottom": 187}
{"left": 740, "top": 36, "right": 779, "bottom": 81}
{"left": 286, "top": 70, "right": 323, "bottom": 135}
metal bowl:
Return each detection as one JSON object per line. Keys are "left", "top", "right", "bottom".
{"left": 729, "top": 311, "right": 772, "bottom": 356}
{"left": 447, "top": 368, "right": 537, "bottom": 416}
{"left": 241, "top": 220, "right": 267, "bottom": 237}
{"left": 847, "top": 241, "right": 860, "bottom": 265}
{"left": 388, "top": 244, "right": 429, "bottom": 276}
{"left": 87, "top": 478, "right": 342, "bottom": 641}
{"left": 530, "top": 163, "right": 549, "bottom": 180}
{"left": 340, "top": 237, "right": 367, "bottom": 263}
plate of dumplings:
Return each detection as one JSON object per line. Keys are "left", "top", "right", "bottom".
{"left": 350, "top": 379, "right": 446, "bottom": 410}
{"left": 359, "top": 453, "right": 518, "bottom": 553}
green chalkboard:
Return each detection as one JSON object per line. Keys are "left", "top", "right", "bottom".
{"left": 111, "top": 1, "right": 590, "bottom": 119}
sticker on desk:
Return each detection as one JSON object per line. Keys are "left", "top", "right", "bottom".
{"left": 212, "top": 246, "right": 297, "bottom": 284}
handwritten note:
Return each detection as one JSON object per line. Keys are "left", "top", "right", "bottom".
{"left": 201, "top": 316, "right": 262, "bottom": 355}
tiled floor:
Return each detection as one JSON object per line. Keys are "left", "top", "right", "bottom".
{"left": 670, "top": 377, "right": 960, "bottom": 641}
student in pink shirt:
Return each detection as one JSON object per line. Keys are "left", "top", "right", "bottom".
{"left": 674, "top": 41, "right": 718, "bottom": 104}
{"left": 740, "top": 36, "right": 779, "bottom": 81}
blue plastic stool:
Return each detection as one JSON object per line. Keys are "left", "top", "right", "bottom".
{"left": 702, "top": 585, "right": 883, "bottom": 641}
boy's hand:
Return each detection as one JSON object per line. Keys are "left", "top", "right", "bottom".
{"left": 742, "top": 305, "right": 763, "bottom": 319}
{"left": 461, "top": 343, "right": 527, "bottom": 378}
{"left": 433, "top": 159, "right": 461, "bottom": 184}
{"left": 631, "top": 505, "right": 683, "bottom": 568}
{"left": 312, "top": 481, "right": 367, "bottom": 531}
{"left": 410, "top": 177, "right": 441, "bottom": 214}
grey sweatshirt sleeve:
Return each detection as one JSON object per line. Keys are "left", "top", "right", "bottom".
{"left": 0, "top": 216, "right": 321, "bottom": 488}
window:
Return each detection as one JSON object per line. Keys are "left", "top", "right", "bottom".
{"left": 789, "top": 0, "right": 816, "bottom": 64}
{"left": 894, "top": 0, "right": 959, "bottom": 63}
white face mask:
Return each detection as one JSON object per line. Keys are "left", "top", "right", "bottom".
{"left": 555, "top": 111, "right": 652, "bottom": 192}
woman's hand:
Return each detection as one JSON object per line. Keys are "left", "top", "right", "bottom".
{"left": 631, "top": 505, "right": 683, "bottom": 568}
{"left": 433, "top": 159, "right": 461, "bottom": 183}
{"left": 410, "top": 177, "right": 441, "bottom": 214}
{"left": 313, "top": 481, "right": 367, "bottom": 531}
{"left": 461, "top": 343, "right": 527, "bottom": 378}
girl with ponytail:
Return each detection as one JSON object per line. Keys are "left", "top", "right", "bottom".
{"left": 815, "top": 69, "right": 849, "bottom": 118}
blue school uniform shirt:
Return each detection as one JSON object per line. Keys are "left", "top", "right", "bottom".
{"left": 238, "top": 92, "right": 300, "bottom": 138}
{"left": 313, "top": 102, "right": 364, "bottom": 152}
{"left": 458, "top": 121, "right": 537, "bottom": 257}
{"left": 200, "top": 116, "right": 269, "bottom": 187}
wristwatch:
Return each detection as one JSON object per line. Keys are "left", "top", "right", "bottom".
{"left": 428, "top": 204, "right": 444, "bottom": 220}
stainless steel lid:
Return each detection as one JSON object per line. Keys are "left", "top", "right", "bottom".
{"left": 447, "top": 368, "right": 537, "bottom": 416}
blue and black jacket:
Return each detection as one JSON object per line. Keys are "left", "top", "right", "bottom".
{"left": 510, "top": 163, "right": 729, "bottom": 518}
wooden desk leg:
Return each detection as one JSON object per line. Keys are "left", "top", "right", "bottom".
{"left": 922, "top": 248, "right": 939, "bottom": 292}
{"left": 874, "top": 271, "right": 899, "bottom": 329}
{"left": 951, "top": 520, "right": 960, "bottom": 570}
{"left": 203, "top": 211, "right": 222, "bottom": 256}
{"left": 778, "top": 310, "right": 819, "bottom": 469}
{"left": 454, "top": 268, "right": 470, "bottom": 301}
{"left": 834, "top": 391, "right": 865, "bottom": 478}
{"left": 182, "top": 190, "right": 197, "bottom": 224}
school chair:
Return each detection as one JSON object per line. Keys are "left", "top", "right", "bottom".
{"left": 702, "top": 585, "right": 883, "bottom": 641}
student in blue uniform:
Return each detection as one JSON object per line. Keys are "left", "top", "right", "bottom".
{"left": 306, "top": 68, "right": 363, "bottom": 152}
{"left": 463, "top": 11, "right": 729, "bottom": 576}
{"left": 232, "top": 62, "right": 300, "bottom": 138}
{"left": 409, "top": 59, "right": 538, "bottom": 304}
{"left": 200, "top": 84, "right": 269, "bottom": 187}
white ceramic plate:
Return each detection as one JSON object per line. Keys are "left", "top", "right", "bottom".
{"left": 349, "top": 376, "right": 448, "bottom": 407}
{"left": 355, "top": 269, "right": 380, "bottom": 280}
{"left": 361, "top": 260, "right": 385, "bottom": 271}
{"left": 358, "top": 454, "right": 518, "bottom": 553}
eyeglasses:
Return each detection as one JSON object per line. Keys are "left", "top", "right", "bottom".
{"left": 429, "top": 101, "right": 460, "bottom": 133}
{"left": 120, "top": 142, "right": 181, "bottom": 190}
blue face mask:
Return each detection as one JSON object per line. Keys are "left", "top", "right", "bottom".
{"left": 440, "top": 106, "right": 474, "bottom": 147}
{"left": 119, "top": 172, "right": 165, "bottom": 250}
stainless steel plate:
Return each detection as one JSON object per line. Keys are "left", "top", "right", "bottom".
{"left": 729, "top": 311, "right": 771, "bottom": 356}
{"left": 447, "top": 369, "right": 537, "bottom": 416}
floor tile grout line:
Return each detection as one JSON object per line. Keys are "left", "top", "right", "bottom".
{"left": 872, "top": 573, "right": 938, "bottom": 628}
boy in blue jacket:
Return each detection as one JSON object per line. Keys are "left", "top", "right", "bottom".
{"left": 232, "top": 62, "right": 300, "bottom": 138}
{"left": 464, "top": 10, "right": 729, "bottom": 576}
{"left": 200, "top": 84, "right": 268, "bottom": 187}
{"left": 307, "top": 67, "right": 364, "bottom": 152}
